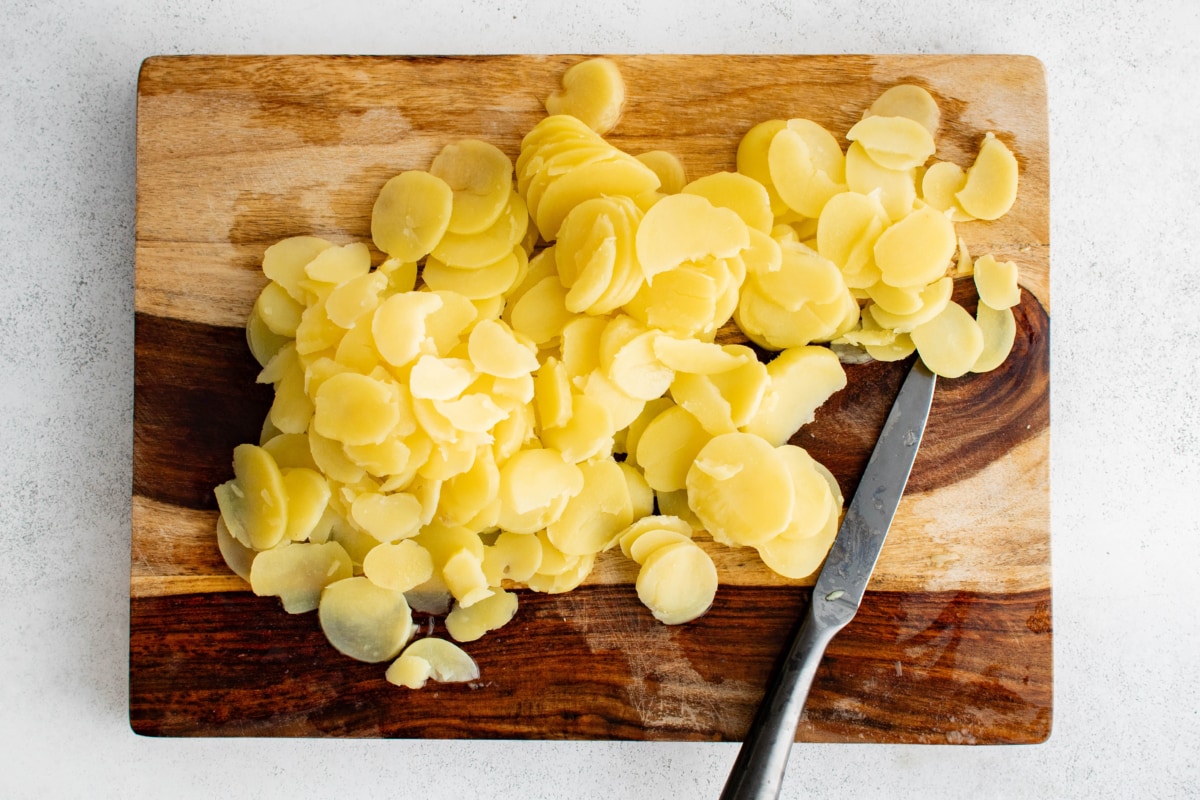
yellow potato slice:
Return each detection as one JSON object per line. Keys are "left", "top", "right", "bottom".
{"left": 446, "top": 588, "right": 520, "bottom": 642}
{"left": 371, "top": 171, "right": 454, "bottom": 261}
{"left": 707, "top": 351, "right": 770, "bottom": 429}
{"left": 635, "top": 405, "right": 710, "bottom": 493}
{"left": 363, "top": 539, "right": 435, "bottom": 593}
{"left": 260, "top": 344, "right": 314, "bottom": 435}
{"left": 652, "top": 336, "right": 750, "bottom": 375}
{"left": 873, "top": 205, "right": 957, "bottom": 289}
{"left": 845, "top": 114, "right": 936, "bottom": 171}
{"left": 250, "top": 541, "right": 353, "bottom": 614}
{"left": 815, "top": 190, "right": 889, "bottom": 287}
{"left": 956, "top": 132, "right": 1019, "bottom": 221}
{"left": 973, "top": 253, "right": 1020, "bottom": 310}
{"left": 627, "top": 528, "right": 693, "bottom": 565}
{"left": 423, "top": 289, "right": 480, "bottom": 355}
{"left": 216, "top": 516, "right": 255, "bottom": 582}
{"left": 682, "top": 171, "right": 774, "bottom": 234}
{"left": 864, "top": 84, "right": 940, "bottom": 136}
{"left": 547, "top": 458, "right": 634, "bottom": 555}
{"left": 686, "top": 432, "right": 795, "bottom": 546}
{"left": 623, "top": 264, "right": 719, "bottom": 338}
{"left": 844, "top": 141, "right": 917, "bottom": 222}
{"left": 436, "top": 445, "right": 499, "bottom": 526}
{"left": 422, "top": 248, "right": 522, "bottom": 300}
{"left": 670, "top": 372, "right": 735, "bottom": 436}
{"left": 607, "top": 329, "right": 675, "bottom": 401}
{"left": 921, "top": 161, "right": 976, "bottom": 222}
{"left": 430, "top": 139, "right": 514, "bottom": 236}
{"left": 767, "top": 120, "right": 846, "bottom": 218}
{"left": 372, "top": 291, "right": 444, "bottom": 369}
{"left": 868, "top": 276, "right": 954, "bottom": 333}
{"left": 261, "top": 432, "right": 317, "bottom": 471}
{"left": 636, "top": 150, "right": 687, "bottom": 194}
{"left": 736, "top": 280, "right": 858, "bottom": 350}
{"left": 623, "top": 397, "right": 673, "bottom": 470}
{"left": 350, "top": 491, "right": 423, "bottom": 543}
{"left": 616, "top": 514, "right": 694, "bottom": 559}
{"left": 442, "top": 548, "right": 493, "bottom": 607}
{"left": 312, "top": 372, "right": 401, "bottom": 446}
{"left": 858, "top": 306, "right": 918, "bottom": 362}
{"left": 308, "top": 428, "right": 366, "bottom": 485}
{"left": 281, "top": 467, "right": 331, "bottom": 542}
{"left": 246, "top": 305, "right": 292, "bottom": 368}
{"left": 555, "top": 197, "right": 621, "bottom": 312}
{"left": 750, "top": 241, "right": 844, "bottom": 312}
{"left": 524, "top": 552, "right": 596, "bottom": 594}
{"left": 742, "top": 345, "right": 847, "bottom": 446}
{"left": 775, "top": 444, "right": 835, "bottom": 540}
{"left": 755, "top": 493, "right": 839, "bottom": 579}
{"left": 742, "top": 227, "right": 784, "bottom": 276}
{"left": 482, "top": 531, "right": 543, "bottom": 585}
{"left": 545, "top": 57, "right": 626, "bottom": 135}
{"left": 431, "top": 191, "right": 529, "bottom": 269}
{"left": 736, "top": 118, "right": 790, "bottom": 216}
{"left": 539, "top": 392, "right": 614, "bottom": 463}
{"left": 379, "top": 256, "right": 418, "bottom": 293}
{"left": 390, "top": 636, "right": 480, "bottom": 687}
{"left": 318, "top": 576, "right": 414, "bottom": 663}
{"left": 536, "top": 157, "right": 660, "bottom": 241}
{"left": 635, "top": 193, "right": 749, "bottom": 281}
{"left": 214, "top": 443, "right": 289, "bottom": 551}
{"left": 408, "top": 355, "right": 475, "bottom": 401}
{"left": 972, "top": 301, "right": 1017, "bottom": 373}
{"left": 467, "top": 318, "right": 539, "bottom": 379}
{"left": 304, "top": 242, "right": 372, "bottom": 286}
{"left": 496, "top": 448, "right": 584, "bottom": 534}
{"left": 656, "top": 487, "right": 703, "bottom": 530}
{"left": 254, "top": 280, "right": 304, "bottom": 338}
{"left": 508, "top": 275, "right": 575, "bottom": 347}
{"left": 333, "top": 312, "right": 384, "bottom": 374}
{"left": 911, "top": 301, "right": 985, "bottom": 379}
{"left": 262, "top": 236, "right": 333, "bottom": 302}
{"left": 635, "top": 541, "right": 718, "bottom": 625}
{"left": 865, "top": 278, "right": 923, "bottom": 316}
{"left": 533, "top": 356, "right": 573, "bottom": 430}
{"left": 580, "top": 368, "right": 645, "bottom": 431}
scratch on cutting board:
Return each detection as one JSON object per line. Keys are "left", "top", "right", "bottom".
{"left": 563, "top": 590, "right": 750, "bottom": 734}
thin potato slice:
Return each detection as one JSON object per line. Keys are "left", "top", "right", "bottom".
{"left": 956, "top": 133, "right": 1019, "bottom": 221}
{"left": 873, "top": 205, "right": 957, "bottom": 288}
{"left": 767, "top": 120, "right": 846, "bottom": 218}
{"left": 281, "top": 467, "right": 331, "bottom": 542}
{"left": 363, "top": 539, "right": 435, "bottom": 593}
{"left": 636, "top": 150, "right": 687, "bottom": 194}
{"left": 682, "top": 171, "right": 774, "bottom": 234}
{"left": 250, "top": 541, "right": 353, "bottom": 614}
{"left": 845, "top": 114, "right": 936, "bottom": 171}
{"left": 911, "top": 301, "right": 985, "bottom": 379}
{"left": 868, "top": 276, "right": 954, "bottom": 333}
{"left": 546, "top": 458, "right": 633, "bottom": 555}
{"left": 262, "top": 236, "right": 333, "bottom": 302}
{"left": 864, "top": 84, "right": 940, "bottom": 136}
{"left": 635, "top": 541, "right": 718, "bottom": 625}
{"left": 815, "top": 189, "right": 889, "bottom": 287}
{"left": 755, "top": 494, "right": 839, "bottom": 579}
{"left": 422, "top": 249, "right": 522, "bottom": 300}
{"left": 350, "top": 491, "right": 423, "bottom": 543}
{"left": 607, "top": 329, "right": 675, "bottom": 401}
{"left": 371, "top": 171, "right": 454, "bottom": 261}
{"left": 652, "top": 336, "right": 750, "bottom": 375}
{"left": 921, "top": 161, "right": 976, "bottom": 222}
{"left": 972, "top": 301, "right": 1017, "bottom": 373}
{"left": 313, "top": 372, "right": 401, "bottom": 446}
{"left": 304, "top": 242, "right": 372, "bottom": 286}
{"left": 539, "top": 392, "right": 614, "bottom": 463}
{"left": 445, "top": 589, "right": 520, "bottom": 642}
{"left": 372, "top": 291, "right": 444, "bottom": 369}
{"left": 628, "top": 529, "right": 694, "bottom": 565}
{"left": 254, "top": 280, "right": 304, "bottom": 337}
{"left": 636, "top": 405, "right": 710, "bottom": 493}
{"left": 496, "top": 448, "right": 584, "bottom": 534}
{"left": 616, "top": 515, "right": 694, "bottom": 559}
{"left": 214, "top": 443, "right": 289, "bottom": 551}
{"left": 635, "top": 193, "right": 749, "bottom": 281}
{"left": 775, "top": 444, "right": 835, "bottom": 541}
{"left": 686, "top": 432, "right": 795, "bottom": 546}
{"left": 216, "top": 516, "right": 255, "bottom": 582}
{"left": 392, "top": 637, "right": 480, "bottom": 685}
{"left": 973, "top": 253, "right": 1021, "bottom": 309}
{"left": 432, "top": 191, "right": 529, "bottom": 269}
{"left": 442, "top": 548, "right": 494, "bottom": 607}
{"left": 536, "top": 158, "right": 660, "bottom": 241}
{"left": 318, "top": 576, "right": 415, "bottom": 663}
{"left": 508, "top": 275, "right": 575, "bottom": 347}
{"left": 544, "top": 57, "right": 626, "bottom": 135}
{"left": 430, "top": 139, "right": 515, "bottom": 236}
{"left": 482, "top": 532, "right": 543, "bottom": 585}
{"left": 742, "top": 345, "right": 846, "bottom": 447}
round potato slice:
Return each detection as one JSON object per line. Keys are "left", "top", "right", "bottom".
{"left": 446, "top": 589, "right": 520, "bottom": 643}
{"left": 845, "top": 114, "right": 936, "bottom": 171}
{"left": 636, "top": 150, "right": 687, "bottom": 194}
{"left": 430, "top": 139, "right": 515, "bottom": 236}
{"left": 546, "top": 458, "right": 633, "bottom": 556}
{"left": 636, "top": 405, "right": 711, "bottom": 493}
{"left": 635, "top": 193, "right": 749, "bottom": 281}
{"left": 775, "top": 444, "right": 835, "bottom": 541}
{"left": 873, "top": 205, "right": 956, "bottom": 289}
{"left": 767, "top": 120, "right": 846, "bottom": 218}
{"left": 313, "top": 372, "right": 401, "bottom": 446}
{"left": 682, "top": 171, "right": 774, "bottom": 234}
{"left": 214, "top": 443, "right": 289, "bottom": 551}
{"left": 972, "top": 301, "right": 1018, "bottom": 374}
{"left": 251, "top": 541, "right": 353, "bottom": 614}
{"left": 262, "top": 236, "right": 333, "bottom": 302}
{"left": 635, "top": 541, "right": 718, "bottom": 625}
{"left": 482, "top": 531, "right": 543, "bottom": 585}
{"left": 496, "top": 448, "right": 584, "bottom": 534}
{"left": 350, "top": 491, "right": 423, "bottom": 543}
{"left": 921, "top": 161, "right": 975, "bottom": 222}
{"left": 395, "top": 636, "right": 480, "bottom": 684}
{"left": 371, "top": 171, "right": 453, "bottom": 261}
{"left": 911, "top": 301, "right": 986, "bottom": 379}
{"left": 973, "top": 253, "right": 1021, "bottom": 309}
{"left": 956, "top": 132, "right": 1019, "bottom": 221}
{"left": 864, "top": 84, "right": 940, "bottom": 136}
{"left": 742, "top": 345, "right": 847, "bottom": 447}
{"left": 844, "top": 141, "right": 917, "bottom": 222}
{"left": 868, "top": 276, "right": 954, "bottom": 333}
{"left": 686, "top": 432, "right": 795, "bottom": 546}
{"left": 544, "top": 57, "right": 626, "bottom": 135}
{"left": 755, "top": 494, "right": 839, "bottom": 580}
{"left": 318, "top": 576, "right": 415, "bottom": 663}
{"left": 363, "top": 539, "right": 435, "bottom": 593}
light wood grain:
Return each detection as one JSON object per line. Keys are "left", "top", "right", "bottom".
{"left": 131, "top": 55, "right": 1051, "bottom": 743}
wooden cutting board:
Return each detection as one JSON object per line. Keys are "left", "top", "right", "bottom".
{"left": 131, "top": 54, "right": 1050, "bottom": 743}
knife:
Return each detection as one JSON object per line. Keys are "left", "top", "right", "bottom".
{"left": 719, "top": 357, "right": 937, "bottom": 800}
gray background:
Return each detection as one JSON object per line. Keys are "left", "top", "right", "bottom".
{"left": 3, "top": 0, "right": 1197, "bottom": 797}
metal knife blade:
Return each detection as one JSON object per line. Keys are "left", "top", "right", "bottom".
{"left": 719, "top": 358, "right": 937, "bottom": 800}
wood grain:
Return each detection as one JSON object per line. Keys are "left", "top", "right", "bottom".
{"left": 131, "top": 55, "right": 1050, "bottom": 743}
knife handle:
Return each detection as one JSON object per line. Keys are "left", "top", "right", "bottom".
{"left": 718, "top": 601, "right": 841, "bottom": 800}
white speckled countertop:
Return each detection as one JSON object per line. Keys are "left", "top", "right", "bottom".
{"left": 2, "top": 1, "right": 1197, "bottom": 797}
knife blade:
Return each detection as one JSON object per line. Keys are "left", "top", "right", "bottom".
{"left": 719, "top": 357, "right": 937, "bottom": 800}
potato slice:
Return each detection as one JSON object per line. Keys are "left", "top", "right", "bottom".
{"left": 616, "top": 514, "right": 694, "bottom": 559}
{"left": 536, "top": 158, "right": 660, "bottom": 241}
{"left": 446, "top": 589, "right": 520, "bottom": 642}
{"left": 216, "top": 516, "right": 255, "bottom": 581}
{"left": 755, "top": 492, "right": 839, "bottom": 579}
{"left": 911, "top": 301, "right": 985, "bottom": 379}
{"left": 442, "top": 548, "right": 493, "bottom": 607}
{"left": 845, "top": 114, "right": 936, "bottom": 171}
{"left": 547, "top": 458, "right": 633, "bottom": 555}
{"left": 636, "top": 150, "right": 687, "bottom": 194}
{"left": 430, "top": 139, "right": 514, "bottom": 236}
{"left": 432, "top": 191, "right": 529, "bottom": 269}
{"left": 422, "top": 249, "right": 522, "bottom": 300}
{"left": 623, "top": 263, "right": 719, "bottom": 338}
{"left": 652, "top": 336, "right": 750, "bottom": 375}
{"left": 371, "top": 171, "right": 454, "bottom": 261}
{"left": 635, "top": 193, "right": 749, "bottom": 281}
{"left": 767, "top": 120, "right": 846, "bottom": 218}
{"left": 482, "top": 531, "right": 543, "bottom": 585}
{"left": 496, "top": 448, "right": 584, "bottom": 534}
{"left": 246, "top": 305, "right": 292, "bottom": 368}
{"left": 682, "top": 171, "right": 774, "bottom": 234}
{"left": 956, "top": 132, "right": 1019, "bottom": 221}
{"left": 973, "top": 253, "right": 1020, "bottom": 309}
{"left": 635, "top": 541, "right": 718, "bottom": 625}
{"left": 508, "top": 275, "right": 575, "bottom": 347}
{"left": 873, "top": 205, "right": 956, "bottom": 289}
{"left": 844, "top": 141, "right": 917, "bottom": 222}
{"left": 539, "top": 392, "right": 614, "bottom": 463}
{"left": 775, "top": 444, "right": 835, "bottom": 541}
{"left": 867, "top": 276, "right": 954, "bottom": 333}
{"left": 349, "top": 491, "right": 423, "bottom": 544}
{"left": 581, "top": 368, "right": 645, "bottom": 431}
{"left": 372, "top": 291, "right": 444, "bottom": 368}
{"left": 972, "top": 301, "right": 1017, "bottom": 373}
{"left": 863, "top": 84, "right": 940, "bottom": 137}
{"left": 736, "top": 118, "right": 789, "bottom": 216}
{"left": 544, "top": 57, "right": 626, "bottom": 135}
{"left": 742, "top": 345, "right": 847, "bottom": 447}
{"left": 390, "top": 637, "right": 480, "bottom": 686}
{"left": 921, "top": 161, "right": 976, "bottom": 222}
{"left": 250, "top": 541, "right": 353, "bottom": 614}
{"left": 815, "top": 189, "right": 888, "bottom": 287}
{"left": 363, "top": 539, "right": 435, "bottom": 593}
{"left": 281, "top": 467, "right": 331, "bottom": 542}
{"left": 607, "top": 329, "right": 675, "bottom": 401}
{"left": 313, "top": 372, "right": 401, "bottom": 446}
{"left": 214, "top": 443, "right": 289, "bottom": 551}
{"left": 254, "top": 280, "right": 304, "bottom": 338}
{"left": 638, "top": 407, "right": 710, "bottom": 494}
{"left": 262, "top": 236, "right": 333, "bottom": 302}
{"left": 686, "top": 432, "right": 795, "bottom": 546}
{"left": 304, "top": 242, "right": 371, "bottom": 286}
{"left": 318, "top": 576, "right": 414, "bottom": 663}
{"left": 750, "top": 241, "right": 844, "bottom": 311}
{"left": 628, "top": 528, "right": 694, "bottom": 565}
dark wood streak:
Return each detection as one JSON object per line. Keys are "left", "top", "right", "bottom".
{"left": 133, "top": 311, "right": 272, "bottom": 509}
{"left": 129, "top": 585, "right": 1050, "bottom": 743}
